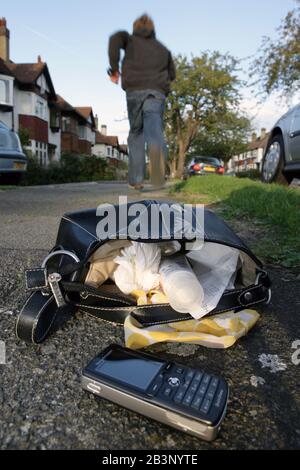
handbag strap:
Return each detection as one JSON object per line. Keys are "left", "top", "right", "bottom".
{"left": 15, "top": 291, "right": 76, "bottom": 344}
{"left": 16, "top": 271, "right": 271, "bottom": 344}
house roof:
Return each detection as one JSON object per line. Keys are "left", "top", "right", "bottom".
{"left": 55, "top": 95, "right": 83, "bottom": 118}
{"left": 247, "top": 133, "right": 270, "bottom": 151}
{"left": 75, "top": 107, "right": 96, "bottom": 128}
{"left": 0, "top": 58, "right": 14, "bottom": 77}
{"left": 119, "top": 144, "right": 128, "bottom": 154}
{"left": 6, "top": 61, "right": 56, "bottom": 97}
{"left": 95, "top": 131, "right": 119, "bottom": 147}
{"left": 56, "top": 94, "right": 76, "bottom": 112}
{"left": 7, "top": 62, "right": 44, "bottom": 83}
{"left": 75, "top": 107, "right": 92, "bottom": 120}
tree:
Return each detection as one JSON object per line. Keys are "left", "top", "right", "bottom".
{"left": 18, "top": 127, "right": 30, "bottom": 148}
{"left": 190, "top": 111, "right": 251, "bottom": 165}
{"left": 165, "top": 52, "right": 248, "bottom": 178}
{"left": 251, "top": 2, "right": 300, "bottom": 97}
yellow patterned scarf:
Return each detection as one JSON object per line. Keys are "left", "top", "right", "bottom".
{"left": 125, "top": 310, "right": 260, "bottom": 350}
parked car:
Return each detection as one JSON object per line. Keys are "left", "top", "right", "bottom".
{"left": 187, "top": 156, "right": 224, "bottom": 177}
{"left": 261, "top": 102, "right": 300, "bottom": 184}
{"left": 0, "top": 121, "right": 27, "bottom": 184}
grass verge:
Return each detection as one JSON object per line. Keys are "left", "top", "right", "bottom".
{"left": 0, "top": 186, "right": 18, "bottom": 191}
{"left": 172, "top": 175, "right": 300, "bottom": 269}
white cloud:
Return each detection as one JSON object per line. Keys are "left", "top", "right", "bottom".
{"left": 241, "top": 91, "right": 300, "bottom": 133}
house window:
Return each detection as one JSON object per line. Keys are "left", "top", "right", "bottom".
{"left": 35, "top": 142, "right": 48, "bottom": 167}
{"left": 0, "top": 76, "right": 13, "bottom": 106}
{"left": 79, "top": 125, "right": 87, "bottom": 140}
{"left": 50, "top": 110, "right": 60, "bottom": 130}
{"left": 62, "top": 117, "right": 72, "bottom": 132}
{"left": 107, "top": 147, "right": 111, "bottom": 157}
{"left": 35, "top": 98, "right": 47, "bottom": 120}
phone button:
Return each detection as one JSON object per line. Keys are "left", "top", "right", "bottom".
{"left": 174, "top": 387, "right": 186, "bottom": 404}
{"left": 191, "top": 395, "right": 203, "bottom": 410}
{"left": 87, "top": 383, "right": 102, "bottom": 394}
{"left": 200, "top": 398, "right": 212, "bottom": 415}
{"left": 148, "top": 376, "right": 164, "bottom": 396}
{"left": 168, "top": 377, "right": 181, "bottom": 387}
{"left": 183, "top": 391, "right": 195, "bottom": 407}
{"left": 163, "top": 386, "right": 173, "bottom": 397}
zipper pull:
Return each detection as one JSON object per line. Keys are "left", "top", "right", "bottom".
{"left": 48, "top": 273, "right": 66, "bottom": 308}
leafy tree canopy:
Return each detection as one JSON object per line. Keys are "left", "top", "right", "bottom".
{"left": 165, "top": 52, "right": 250, "bottom": 176}
{"left": 251, "top": 2, "right": 300, "bottom": 97}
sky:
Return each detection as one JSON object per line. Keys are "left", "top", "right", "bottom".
{"left": 2, "top": 0, "right": 299, "bottom": 142}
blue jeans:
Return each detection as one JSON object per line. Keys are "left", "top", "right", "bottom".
{"left": 126, "top": 89, "right": 167, "bottom": 186}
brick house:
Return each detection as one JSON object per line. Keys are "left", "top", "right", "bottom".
{"left": 119, "top": 144, "right": 129, "bottom": 162}
{"left": 8, "top": 59, "right": 60, "bottom": 165}
{"left": 94, "top": 125, "right": 128, "bottom": 164}
{"left": 0, "top": 18, "right": 60, "bottom": 164}
{"left": 55, "top": 96, "right": 96, "bottom": 156}
{"left": 0, "top": 57, "right": 14, "bottom": 129}
{"left": 0, "top": 18, "right": 97, "bottom": 165}
{"left": 75, "top": 107, "right": 96, "bottom": 154}
{"left": 228, "top": 129, "right": 270, "bottom": 173}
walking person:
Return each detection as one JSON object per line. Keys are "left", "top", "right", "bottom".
{"left": 108, "top": 14, "right": 176, "bottom": 190}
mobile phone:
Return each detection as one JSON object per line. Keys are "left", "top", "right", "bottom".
{"left": 82, "top": 345, "right": 229, "bottom": 441}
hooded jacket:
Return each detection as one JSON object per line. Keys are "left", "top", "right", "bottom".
{"left": 108, "top": 29, "right": 176, "bottom": 95}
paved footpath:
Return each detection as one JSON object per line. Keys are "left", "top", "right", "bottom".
{"left": 0, "top": 182, "right": 299, "bottom": 449}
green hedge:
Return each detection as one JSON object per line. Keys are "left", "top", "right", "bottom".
{"left": 235, "top": 169, "right": 261, "bottom": 180}
{"left": 22, "top": 154, "right": 117, "bottom": 186}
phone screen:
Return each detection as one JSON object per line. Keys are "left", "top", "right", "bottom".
{"left": 94, "top": 349, "right": 165, "bottom": 392}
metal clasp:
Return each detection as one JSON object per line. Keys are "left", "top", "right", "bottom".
{"left": 48, "top": 272, "right": 66, "bottom": 308}
{"left": 255, "top": 271, "right": 272, "bottom": 305}
{"left": 41, "top": 250, "right": 80, "bottom": 303}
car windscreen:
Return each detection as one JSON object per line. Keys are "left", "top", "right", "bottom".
{"left": 0, "top": 128, "right": 22, "bottom": 152}
{"left": 194, "top": 157, "right": 221, "bottom": 166}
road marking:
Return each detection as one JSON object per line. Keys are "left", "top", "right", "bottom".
{"left": 0, "top": 341, "right": 5, "bottom": 364}
{"left": 258, "top": 354, "right": 287, "bottom": 373}
{"left": 250, "top": 376, "right": 265, "bottom": 387}
{"left": 291, "top": 340, "right": 300, "bottom": 366}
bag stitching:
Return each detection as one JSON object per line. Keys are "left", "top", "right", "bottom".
{"left": 79, "top": 292, "right": 132, "bottom": 306}
{"left": 25, "top": 269, "right": 48, "bottom": 290}
{"left": 31, "top": 296, "right": 58, "bottom": 344}
{"left": 15, "top": 292, "right": 38, "bottom": 339}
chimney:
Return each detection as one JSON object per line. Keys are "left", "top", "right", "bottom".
{"left": 260, "top": 128, "right": 266, "bottom": 140}
{"left": 251, "top": 132, "right": 257, "bottom": 142}
{"left": 0, "top": 18, "right": 10, "bottom": 62}
{"left": 101, "top": 124, "right": 107, "bottom": 136}
{"left": 94, "top": 114, "right": 99, "bottom": 130}
{"left": 37, "top": 55, "right": 43, "bottom": 63}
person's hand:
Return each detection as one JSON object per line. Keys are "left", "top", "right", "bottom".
{"left": 110, "top": 71, "right": 120, "bottom": 85}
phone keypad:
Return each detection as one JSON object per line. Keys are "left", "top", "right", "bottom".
{"left": 148, "top": 365, "right": 223, "bottom": 416}
{"left": 170, "top": 368, "right": 220, "bottom": 415}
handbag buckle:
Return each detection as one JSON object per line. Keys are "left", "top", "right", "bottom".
{"left": 41, "top": 250, "right": 80, "bottom": 269}
{"left": 40, "top": 250, "right": 80, "bottom": 299}
{"left": 255, "top": 270, "right": 272, "bottom": 305}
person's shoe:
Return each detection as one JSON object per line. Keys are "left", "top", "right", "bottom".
{"left": 128, "top": 183, "right": 144, "bottom": 191}
{"left": 139, "top": 184, "right": 167, "bottom": 193}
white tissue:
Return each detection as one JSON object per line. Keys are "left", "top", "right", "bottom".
{"left": 114, "top": 243, "right": 162, "bottom": 295}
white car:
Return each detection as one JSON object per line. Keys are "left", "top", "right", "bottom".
{"left": 261, "top": 103, "right": 300, "bottom": 184}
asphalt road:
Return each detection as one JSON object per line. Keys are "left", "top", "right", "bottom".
{"left": 0, "top": 182, "right": 299, "bottom": 450}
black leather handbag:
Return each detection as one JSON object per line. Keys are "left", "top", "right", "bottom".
{"left": 16, "top": 200, "right": 271, "bottom": 344}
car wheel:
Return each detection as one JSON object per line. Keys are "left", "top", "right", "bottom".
{"left": 261, "top": 134, "right": 293, "bottom": 185}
